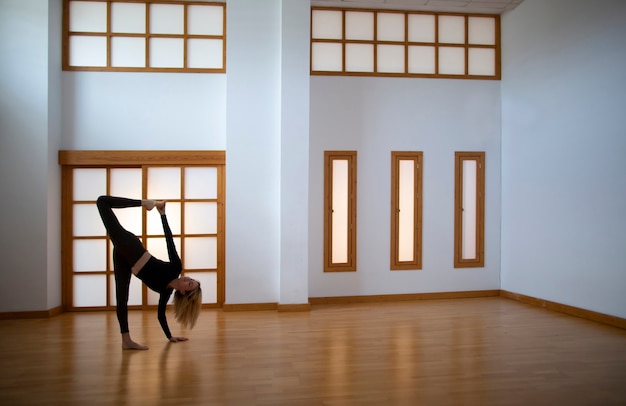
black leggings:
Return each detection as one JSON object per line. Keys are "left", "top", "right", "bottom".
{"left": 96, "top": 196, "right": 147, "bottom": 334}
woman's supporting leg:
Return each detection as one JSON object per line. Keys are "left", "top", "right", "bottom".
{"left": 114, "top": 249, "right": 148, "bottom": 350}
{"left": 98, "top": 196, "right": 152, "bottom": 350}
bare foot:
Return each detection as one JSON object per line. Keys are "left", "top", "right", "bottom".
{"left": 156, "top": 200, "right": 166, "bottom": 215}
{"left": 142, "top": 199, "right": 157, "bottom": 211}
{"left": 122, "top": 340, "right": 149, "bottom": 350}
{"left": 122, "top": 333, "right": 149, "bottom": 350}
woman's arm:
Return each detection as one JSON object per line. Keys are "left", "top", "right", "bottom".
{"left": 157, "top": 292, "right": 189, "bottom": 342}
{"left": 157, "top": 293, "right": 173, "bottom": 339}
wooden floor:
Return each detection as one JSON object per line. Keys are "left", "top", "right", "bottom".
{"left": 1, "top": 297, "right": 625, "bottom": 405}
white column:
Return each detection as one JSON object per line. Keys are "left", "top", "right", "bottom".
{"left": 225, "top": 0, "right": 282, "bottom": 304}
{"left": 279, "top": 0, "right": 310, "bottom": 306}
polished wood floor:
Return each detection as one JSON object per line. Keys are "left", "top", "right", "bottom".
{"left": 1, "top": 297, "right": 625, "bottom": 405}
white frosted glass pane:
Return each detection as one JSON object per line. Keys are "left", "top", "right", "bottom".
{"left": 188, "top": 5, "right": 223, "bottom": 35}
{"left": 111, "top": 37, "right": 146, "bottom": 67}
{"left": 185, "top": 167, "right": 217, "bottom": 199}
{"left": 408, "top": 14, "right": 435, "bottom": 43}
{"left": 184, "top": 202, "right": 217, "bottom": 234}
{"left": 112, "top": 206, "right": 142, "bottom": 236}
{"left": 69, "top": 36, "right": 107, "bottom": 67}
{"left": 147, "top": 167, "right": 181, "bottom": 199}
{"left": 147, "top": 202, "right": 181, "bottom": 235}
{"left": 377, "top": 13, "right": 404, "bottom": 41}
{"left": 408, "top": 46, "right": 435, "bottom": 74}
{"left": 108, "top": 240, "right": 115, "bottom": 269}
{"left": 187, "top": 39, "right": 223, "bottom": 69}
{"left": 345, "top": 43, "right": 374, "bottom": 72}
{"left": 147, "top": 236, "right": 181, "bottom": 263}
{"left": 74, "top": 204, "right": 106, "bottom": 237}
{"left": 192, "top": 272, "right": 217, "bottom": 304}
{"left": 377, "top": 45, "right": 404, "bottom": 73}
{"left": 468, "top": 17, "right": 495, "bottom": 45}
{"left": 439, "top": 15, "right": 465, "bottom": 44}
{"left": 148, "top": 288, "right": 173, "bottom": 305}
{"left": 184, "top": 237, "right": 217, "bottom": 269}
{"left": 70, "top": 1, "right": 107, "bottom": 32}
{"left": 468, "top": 48, "right": 495, "bottom": 76}
{"left": 331, "top": 160, "right": 348, "bottom": 264}
{"left": 73, "top": 168, "right": 107, "bottom": 201}
{"left": 312, "top": 43, "right": 342, "bottom": 71}
{"left": 346, "top": 11, "right": 374, "bottom": 40}
{"left": 312, "top": 10, "right": 342, "bottom": 39}
{"left": 74, "top": 239, "right": 106, "bottom": 272}
{"left": 149, "top": 38, "right": 184, "bottom": 68}
{"left": 462, "top": 160, "right": 477, "bottom": 260}
{"left": 111, "top": 2, "right": 146, "bottom": 33}
{"left": 110, "top": 274, "right": 142, "bottom": 306}
{"left": 398, "top": 160, "right": 415, "bottom": 262}
{"left": 439, "top": 47, "right": 465, "bottom": 75}
{"left": 150, "top": 4, "right": 184, "bottom": 34}
{"left": 73, "top": 275, "right": 106, "bottom": 307}
{"left": 110, "top": 168, "right": 142, "bottom": 199}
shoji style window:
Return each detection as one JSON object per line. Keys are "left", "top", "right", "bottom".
{"left": 63, "top": 0, "right": 226, "bottom": 72}
{"left": 59, "top": 151, "right": 225, "bottom": 310}
{"left": 311, "top": 8, "right": 500, "bottom": 79}
{"left": 391, "top": 152, "right": 423, "bottom": 270}
{"left": 324, "top": 151, "right": 357, "bottom": 272}
{"left": 454, "top": 152, "right": 485, "bottom": 268}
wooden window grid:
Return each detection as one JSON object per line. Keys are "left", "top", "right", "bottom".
{"left": 59, "top": 150, "right": 226, "bottom": 311}
{"left": 63, "top": 0, "right": 226, "bottom": 73}
{"left": 311, "top": 7, "right": 500, "bottom": 80}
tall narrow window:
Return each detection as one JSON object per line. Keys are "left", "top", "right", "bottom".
{"left": 454, "top": 152, "right": 485, "bottom": 268}
{"left": 391, "top": 152, "right": 423, "bottom": 270}
{"left": 324, "top": 151, "right": 357, "bottom": 272}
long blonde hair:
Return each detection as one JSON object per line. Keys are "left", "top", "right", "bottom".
{"left": 173, "top": 285, "right": 202, "bottom": 329}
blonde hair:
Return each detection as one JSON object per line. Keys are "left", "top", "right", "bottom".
{"left": 173, "top": 285, "right": 202, "bottom": 329}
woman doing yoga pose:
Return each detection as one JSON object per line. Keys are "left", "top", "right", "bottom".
{"left": 97, "top": 195, "right": 202, "bottom": 350}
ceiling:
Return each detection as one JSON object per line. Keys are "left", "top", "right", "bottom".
{"left": 310, "top": 0, "right": 525, "bottom": 15}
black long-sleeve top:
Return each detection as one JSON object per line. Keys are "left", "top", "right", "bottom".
{"left": 136, "top": 257, "right": 181, "bottom": 339}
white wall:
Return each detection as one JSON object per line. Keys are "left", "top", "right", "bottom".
{"left": 501, "top": 0, "right": 626, "bottom": 318}
{"left": 4, "top": 0, "right": 624, "bottom": 316}
{"left": 279, "top": 0, "right": 310, "bottom": 305}
{"left": 225, "top": 0, "right": 282, "bottom": 304}
{"left": 61, "top": 72, "right": 226, "bottom": 150}
{"left": 47, "top": 0, "right": 62, "bottom": 309}
{"left": 309, "top": 77, "right": 502, "bottom": 297}
{"left": 0, "top": 0, "right": 58, "bottom": 312}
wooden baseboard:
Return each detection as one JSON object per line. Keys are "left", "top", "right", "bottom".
{"left": 309, "top": 290, "right": 500, "bottom": 305}
{"left": 4, "top": 293, "right": 622, "bottom": 332}
{"left": 222, "top": 302, "right": 278, "bottom": 312}
{"left": 277, "top": 303, "right": 311, "bottom": 312}
{"left": 0, "top": 306, "right": 63, "bottom": 320}
{"left": 500, "top": 290, "right": 626, "bottom": 330}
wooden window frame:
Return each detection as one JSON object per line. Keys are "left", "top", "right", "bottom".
{"left": 311, "top": 7, "right": 500, "bottom": 80}
{"left": 454, "top": 151, "right": 485, "bottom": 268}
{"left": 58, "top": 150, "right": 226, "bottom": 311}
{"left": 390, "top": 151, "right": 423, "bottom": 270}
{"left": 63, "top": 0, "right": 227, "bottom": 73}
{"left": 324, "top": 151, "right": 357, "bottom": 272}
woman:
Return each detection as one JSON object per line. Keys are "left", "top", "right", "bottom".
{"left": 96, "top": 195, "right": 202, "bottom": 350}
